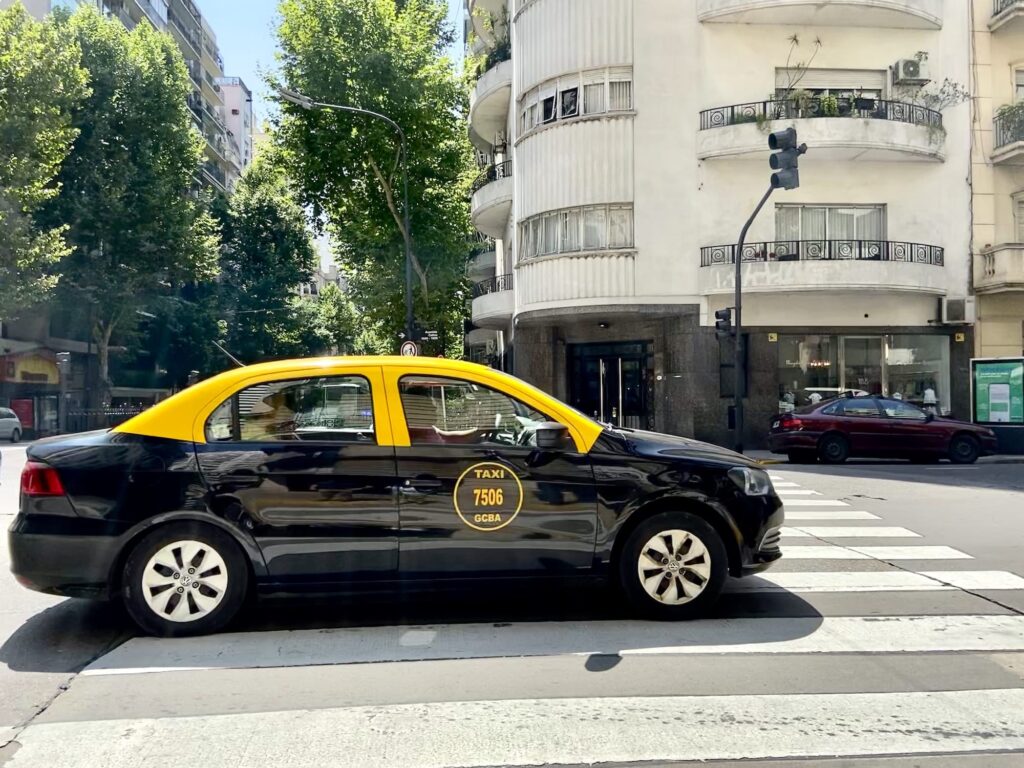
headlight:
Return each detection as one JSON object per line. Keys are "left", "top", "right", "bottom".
{"left": 728, "top": 467, "right": 774, "bottom": 496}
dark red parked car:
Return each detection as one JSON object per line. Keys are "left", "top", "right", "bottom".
{"left": 768, "top": 395, "right": 999, "bottom": 464}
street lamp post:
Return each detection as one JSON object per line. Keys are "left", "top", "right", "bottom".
{"left": 277, "top": 86, "right": 416, "bottom": 348}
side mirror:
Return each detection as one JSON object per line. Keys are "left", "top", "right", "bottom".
{"left": 924, "top": 412, "right": 935, "bottom": 423}
{"left": 535, "top": 422, "right": 571, "bottom": 450}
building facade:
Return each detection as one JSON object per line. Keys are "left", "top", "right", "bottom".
{"left": 467, "top": 0, "right": 978, "bottom": 447}
{"left": 972, "top": 0, "right": 1024, "bottom": 361}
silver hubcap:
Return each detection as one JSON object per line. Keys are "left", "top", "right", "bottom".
{"left": 142, "top": 540, "right": 228, "bottom": 623}
{"left": 637, "top": 529, "right": 712, "bottom": 605}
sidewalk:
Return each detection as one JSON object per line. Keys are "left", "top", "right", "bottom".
{"left": 745, "top": 450, "right": 1024, "bottom": 465}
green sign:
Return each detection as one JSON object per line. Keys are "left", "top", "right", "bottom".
{"left": 973, "top": 359, "right": 1024, "bottom": 424}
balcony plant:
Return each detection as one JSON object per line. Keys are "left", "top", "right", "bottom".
{"left": 820, "top": 94, "right": 839, "bottom": 117}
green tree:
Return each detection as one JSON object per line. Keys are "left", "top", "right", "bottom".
{"left": 0, "top": 5, "right": 88, "bottom": 317}
{"left": 42, "top": 6, "right": 218, "bottom": 404}
{"left": 220, "top": 154, "right": 319, "bottom": 362}
{"left": 274, "top": 0, "right": 473, "bottom": 351}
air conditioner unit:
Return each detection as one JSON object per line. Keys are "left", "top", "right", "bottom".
{"left": 893, "top": 58, "right": 931, "bottom": 87}
{"left": 940, "top": 297, "right": 976, "bottom": 325}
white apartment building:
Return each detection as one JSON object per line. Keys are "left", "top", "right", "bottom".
{"left": 467, "top": 0, "right": 979, "bottom": 447}
{"left": 217, "top": 76, "right": 254, "bottom": 176}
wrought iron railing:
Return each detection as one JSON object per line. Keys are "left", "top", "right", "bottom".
{"left": 994, "top": 0, "right": 1021, "bottom": 17}
{"left": 700, "top": 240, "right": 944, "bottom": 267}
{"left": 469, "top": 160, "right": 512, "bottom": 195}
{"left": 472, "top": 273, "right": 513, "bottom": 298}
{"left": 700, "top": 98, "right": 942, "bottom": 131}
{"left": 994, "top": 110, "right": 1024, "bottom": 149}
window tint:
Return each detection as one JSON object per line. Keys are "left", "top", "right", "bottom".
{"left": 205, "top": 375, "right": 375, "bottom": 443}
{"left": 882, "top": 399, "right": 927, "bottom": 420}
{"left": 836, "top": 399, "right": 881, "bottom": 418}
{"left": 399, "top": 375, "right": 553, "bottom": 447}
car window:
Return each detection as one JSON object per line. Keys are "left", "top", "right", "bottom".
{"left": 399, "top": 375, "right": 553, "bottom": 447}
{"left": 205, "top": 375, "right": 375, "bottom": 443}
{"left": 882, "top": 399, "right": 928, "bottom": 420}
{"left": 835, "top": 399, "right": 882, "bottom": 418}
{"left": 0, "top": 408, "right": 12, "bottom": 419}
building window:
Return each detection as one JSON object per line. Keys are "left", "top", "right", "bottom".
{"left": 518, "top": 67, "right": 633, "bottom": 139}
{"left": 1016, "top": 68, "right": 1024, "bottom": 103}
{"left": 1014, "top": 192, "right": 1024, "bottom": 242}
{"left": 519, "top": 204, "right": 634, "bottom": 260}
{"left": 775, "top": 68, "right": 886, "bottom": 101}
{"left": 775, "top": 204, "right": 886, "bottom": 242}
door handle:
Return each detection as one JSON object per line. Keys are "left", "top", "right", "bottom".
{"left": 402, "top": 477, "right": 443, "bottom": 493}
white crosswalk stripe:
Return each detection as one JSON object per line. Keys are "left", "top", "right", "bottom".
{"left": 781, "top": 525, "right": 921, "bottom": 538}
{"left": 9, "top": 470, "right": 1022, "bottom": 768}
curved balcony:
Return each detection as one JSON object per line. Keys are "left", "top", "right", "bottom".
{"left": 698, "top": 239, "right": 945, "bottom": 296}
{"left": 697, "top": 0, "right": 942, "bottom": 28}
{"left": 470, "top": 161, "right": 513, "bottom": 239}
{"left": 698, "top": 98, "right": 944, "bottom": 162}
{"left": 975, "top": 245, "right": 1024, "bottom": 293}
{"left": 470, "top": 57, "right": 512, "bottom": 149}
{"left": 471, "top": 273, "right": 514, "bottom": 329}
{"left": 516, "top": 250, "right": 637, "bottom": 321}
{"left": 468, "top": 0, "right": 509, "bottom": 48}
{"left": 991, "top": 0, "right": 1024, "bottom": 31}
{"left": 467, "top": 246, "right": 497, "bottom": 281}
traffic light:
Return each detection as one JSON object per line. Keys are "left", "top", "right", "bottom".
{"left": 768, "top": 127, "right": 807, "bottom": 190}
{"left": 715, "top": 308, "right": 733, "bottom": 338}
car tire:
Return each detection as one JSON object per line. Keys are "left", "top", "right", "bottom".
{"left": 948, "top": 434, "right": 980, "bottom": 465}
{"left": 787, "top": 450, "right": 817, "bottom": 464}
{"left": 618, "top": 511, "right": 728, "bottom": 620}
{"left": 122, "top": 522, "right": 249, "bottom": 637}
{"left": 818, "top": 433, "right": 849, "bottom": 464}
{"left": 10, "top": 429, "right": 20, "bottom": 443}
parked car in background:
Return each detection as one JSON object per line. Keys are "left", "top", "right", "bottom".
{"left": 0, "top": 408, "right": 22, "bottom": 443}
{"left": 769, "top": 395, "right": 998, "bottom": 464}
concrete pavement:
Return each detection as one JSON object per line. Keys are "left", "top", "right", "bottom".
{"left": 1, "top": 448, "right": 1024, "bottom": 766}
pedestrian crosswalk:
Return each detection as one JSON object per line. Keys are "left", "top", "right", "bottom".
{"left": 5, "top": 468, "right": 1024, "bottom": 768}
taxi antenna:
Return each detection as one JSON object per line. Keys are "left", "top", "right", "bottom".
{"left": 212, "top": 341, "right": 246, "bottom": 368}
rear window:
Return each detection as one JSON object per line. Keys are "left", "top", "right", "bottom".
{"left": 205, "top": 375, "right": 375, "bottom": 443}
{"left": 826, "top": 399, "right": 881, "bottom": 417}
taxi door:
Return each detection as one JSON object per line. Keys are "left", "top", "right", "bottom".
{"left": 385, "top": 368, "right": 598, "bottom": 579}
{"left": 196, "top": 366, "right": 399, "bottom": 587}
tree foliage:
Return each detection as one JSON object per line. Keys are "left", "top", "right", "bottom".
{"left": 41, "top": 6, "right": 218, "bottom": 402}
{"left": 219, "top": 153, "right": 320, "bottom": 363}
{"left": 273, "top": 0, "right": 473, "bottom": 351}
{"left": 0, "top": 5, "right": 88, "bottom": 317}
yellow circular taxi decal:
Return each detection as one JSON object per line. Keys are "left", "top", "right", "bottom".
{"left": 453, "top": 461, "right": 524, "bottom": 531}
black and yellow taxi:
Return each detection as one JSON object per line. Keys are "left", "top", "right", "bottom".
{"left": 9, "top": 357, "right": 783, "bottom": 636}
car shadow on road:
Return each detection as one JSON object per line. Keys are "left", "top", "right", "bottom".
{"left": 0, "top": 599, "right": 131, "bottom": 674}
{"left": 2, "top": 582, "right": 824, "bottom": 674}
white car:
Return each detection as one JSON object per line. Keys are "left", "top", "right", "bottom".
{"left": 0, "top": 407, "right": 23, "bottom": 442}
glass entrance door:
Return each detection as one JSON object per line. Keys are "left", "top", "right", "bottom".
{"left": 841, "top": 336, "right": 884, "bottom": 395}
{"left": 568, "top": 342, "right": 651, "bottom": 429}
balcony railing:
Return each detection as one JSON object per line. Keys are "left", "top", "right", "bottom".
{"left": 700, "top": 239, "right": 944, "bottom": 267}
{"left": 469, "top": 160, "right": 512, "bottom": 195}
{"left": 700, "top": 98, "right": 942, "bottom": 131}
{"left": 472, "top": 273, "right": 513, "bottom": 298}
{"left": 994, "top": 110, "right": 1024, "bottom": 149}
{"left": 995, "top": 0, "right": 1021, "bottom": 15}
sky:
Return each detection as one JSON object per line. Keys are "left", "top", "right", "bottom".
{"left": 198, "top": 0, "right": 466, "bottom": 129}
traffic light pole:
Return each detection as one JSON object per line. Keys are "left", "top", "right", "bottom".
{"left": 733, "top": 184, "right": 776, "bottom": 454}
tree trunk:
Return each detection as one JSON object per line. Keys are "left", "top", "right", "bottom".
{"left": 367, "top": 157, "right": 429, "bottom": 299}
{"left": 91, "top": 321, "right": 115, "bottom": 410}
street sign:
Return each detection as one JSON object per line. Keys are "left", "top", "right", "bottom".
{"left": 423, "top": 330, "right": 439, "bottom": 341}
{"left": 400, "top": 340, "right": 419, "bottom": 357}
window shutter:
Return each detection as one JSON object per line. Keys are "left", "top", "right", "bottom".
{"left": 776, "top": 68, "right": 886, "bottom": 93}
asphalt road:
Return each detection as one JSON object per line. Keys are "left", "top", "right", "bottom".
{"left": 1, "top": 445, "right": 1024, "bottom": 767}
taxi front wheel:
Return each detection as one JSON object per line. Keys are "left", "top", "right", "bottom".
{"left": 122, "top": 522, "right": 249, "bottom": 637}
{"left": 618, "top": 511, "right": 727, "bottom": 620}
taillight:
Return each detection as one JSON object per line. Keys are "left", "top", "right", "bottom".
{"left": 21, "top": 462, "right": 66, "bottom": 497}
{"left": 780, "top": 414, "right": 804, "bottom": 430}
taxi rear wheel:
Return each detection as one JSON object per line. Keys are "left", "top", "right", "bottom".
{"left": 122, "top": 522, "right": 249, "bottom": 637}
{"left": 618, "top": 511, "right": 727, "bottom": 620}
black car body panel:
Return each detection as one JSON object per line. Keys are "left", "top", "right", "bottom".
{"left": 10, "top": 414, "right": 782, "bottom": 601}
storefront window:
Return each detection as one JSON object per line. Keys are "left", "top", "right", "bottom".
{"left": 777, "top": 335, "right": 838, "bottom": 411}
{"left": 886, "top": 335, "right": 950, "bottom": 413}
{"left": 776, "top": 334, "right": 952, "bottom": 414}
